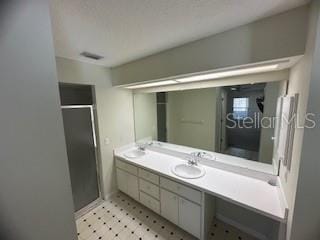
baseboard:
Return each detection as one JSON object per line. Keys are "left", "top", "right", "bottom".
{"left": 103, "top": 190, "right": 118, "bottom": 200}
{"left": 216, "top": 213, "right": 268, "bottom": 240}
{"left": 75, "top": 198, "right": 104, "bottom": 219}
{"left": 75, "top": 191, "right": 119, "bottom": 219}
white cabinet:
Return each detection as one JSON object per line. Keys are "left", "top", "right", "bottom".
{"left": 116, "top": 159, "right": 203, "bottom": 239}
{"left": 140, "top": 191, "right": 160, "bottom": 214}
{"left": 139, "top": 178, "right": 160, "bottom": 199}
{"left": 116, "top": 168, "right": 128, "bottom": 193}
{"left": 179, "top": 197, "right": 201, "bottom": 239}
{"left": 116, "top": 168, "right": 139, "bottom": 201}
{"left": 160, "top": 177, "right": 202, "bottom": 204}
{"left": 160, "top": 189, "right": 179, "bottom": 225}
{"left": 160, "top": 176, "right": 202, "bottom": 238}
{"left": 127, "top": 173, "right": 139, "bottom": 201}
{"left": 116, "top": 159, "right": 138, "bottom": 175}
{"left": 139, "top": 168, "right": 159, "bottom": 185}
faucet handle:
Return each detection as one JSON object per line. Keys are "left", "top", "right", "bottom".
{"left": 137, "top": 142, "right": 147, "bottom": 151}
{"left": 191, "top": 151, "right": 214, "bottom": 160}
{"left": 187, "top": 154, "right": 198, "bottom": 166}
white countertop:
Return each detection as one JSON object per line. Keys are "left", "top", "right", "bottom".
{"left": 114, "top": 146, "right": 288, "bottom": 222}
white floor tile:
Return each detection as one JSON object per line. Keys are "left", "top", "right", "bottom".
{"left": 76, "top": 192, "right": 258, "bottom": 240}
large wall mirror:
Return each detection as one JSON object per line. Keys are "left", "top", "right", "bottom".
{"left": 133, "top": 80, "right": 287, "bottom": 174}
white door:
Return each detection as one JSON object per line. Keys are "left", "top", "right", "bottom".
{"left": 127, "top": 173, "right": 139, "bottom": 201}
{"left": 116, "top": 168, "right": 128, "bottom": 194}
{"left": 160, "top": 189, "right": 179, "bottom": 225}
{"left": 179, "top": 197, "right": 201, "bottom": 238}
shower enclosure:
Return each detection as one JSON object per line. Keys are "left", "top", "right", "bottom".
{"left": 59, "top": 84, "right": 101, "bottom": 213}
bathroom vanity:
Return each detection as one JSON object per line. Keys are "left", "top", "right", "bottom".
{"left": 114, "top": 142, "right": 288, "bottom": 240}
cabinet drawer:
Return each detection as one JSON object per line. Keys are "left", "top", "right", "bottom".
{"left": 140, "top": 191, "right": 160, "bottom": 214}
{"left": 139, "top": 179, "right": 160, "bottom": 199}
{"left": 138, "top": 168, "right": 159, "bottom": 185}
{"left": 160, "top": 177, "right": 202, "bottom": 204}
{"left": 115, "top": 159, "right": 138, "bottom": 175}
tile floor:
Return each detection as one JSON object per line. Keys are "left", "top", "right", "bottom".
{"left": 76, "top": 193, "right": 258, "bottom": 240}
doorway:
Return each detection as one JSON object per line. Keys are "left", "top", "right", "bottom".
{"left": 156, "top": 92, "right": 167, "bottom": 142}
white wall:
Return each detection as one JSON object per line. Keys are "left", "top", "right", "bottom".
{"left": 0, "top": 1, "right": 77, "bottom": 239}
{"left": 290, "top": 8, "right": 320, "bottom": 236}
{"left": 279, "top": 1, "right": 319, "bottom": 239}
{"left": 133, "top": 93, "right": 158, "bottom": 141}
{"left": 167, "top": 88, "right": 217, "bottom": 151}
{"left": 281, "top": 1, "right": 320, "bottom": 239}
{"left": 111, "top": 6, "right": 308, "bottom": 86}
{"left": 56, "top": 57, "right": 135, "bottom": 198}
{"left": 259, "top": 81, "right": 286, "bottom": 164}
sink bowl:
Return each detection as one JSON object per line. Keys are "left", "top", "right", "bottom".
{"left": 171, "top": 163, "right": 205, "bottom": 179}
{"left": 124, "top": 149, "right": 146, "bottom": 159}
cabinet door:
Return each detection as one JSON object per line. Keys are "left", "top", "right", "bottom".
{"left": 160, "top": 189, "right": 179, "bottom": 225}
{"left": 127, "top": 173, "right": 139, "bottom": 201}
{"left": 116, "top": 168, "right": 128, "bottom": 194}
{"left": 179, "top": 197, "right": 201, "bottom": 239}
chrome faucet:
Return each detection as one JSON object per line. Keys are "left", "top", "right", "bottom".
{"left": 138, "top": 144, "right": 146, "bottom": 151}
{"left": 187, "top": 151, "right": 213, "bottom": 166}
{"left": 187, "top": 155, "right": 198, "bottom": 166}
{"left": 191, "top": 151, "right": 214, "bottom": 160}
{"left": 137, "top": 141, "right": 153, "bottom": 151}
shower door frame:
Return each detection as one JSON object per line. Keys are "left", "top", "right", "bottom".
{"left": 61, "top": 105, "right": 103, "bottom": 217}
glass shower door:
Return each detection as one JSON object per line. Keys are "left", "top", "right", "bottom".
{"left": 61, "top": 106, "right": 100, "bottom": 212}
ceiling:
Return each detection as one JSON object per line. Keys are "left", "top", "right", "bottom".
{"left": 49, "top": 0, "right": 309, "bottom": 67}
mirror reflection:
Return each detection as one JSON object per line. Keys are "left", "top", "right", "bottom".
{"left": 133, "top": 81, "right": 286, "bottom": 165}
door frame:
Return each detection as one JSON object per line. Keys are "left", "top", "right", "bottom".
{"left": 61, "top": 105, "right": 103, "bottom": 217}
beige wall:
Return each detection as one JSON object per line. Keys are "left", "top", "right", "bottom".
{"left": 133, "top": 93, "right": 158, "bottom": 141}
{"left": 56, "top": 57, "right": 135, "bottom": 198}
{"left": 167, "top": 88, "right": 217, "bottom": 151}
{"left": 111, "top": 6, "right": 308, "bottom": 86}
{"left": 279, "top": 1, "right": 319, "bottom": 239}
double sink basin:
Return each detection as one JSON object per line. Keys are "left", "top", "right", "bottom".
{"left": 123, "top": 149, "right": 206, "bottom": 179}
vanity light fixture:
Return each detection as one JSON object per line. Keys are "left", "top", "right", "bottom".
{"left": 124, "top": 63, "right": 280, "bottom": 89}
{"left": 125, "top": 80, "right": 178, "bottom": 89}
{"left": 175, "top": 64, "right": 279, "bottom": 83}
